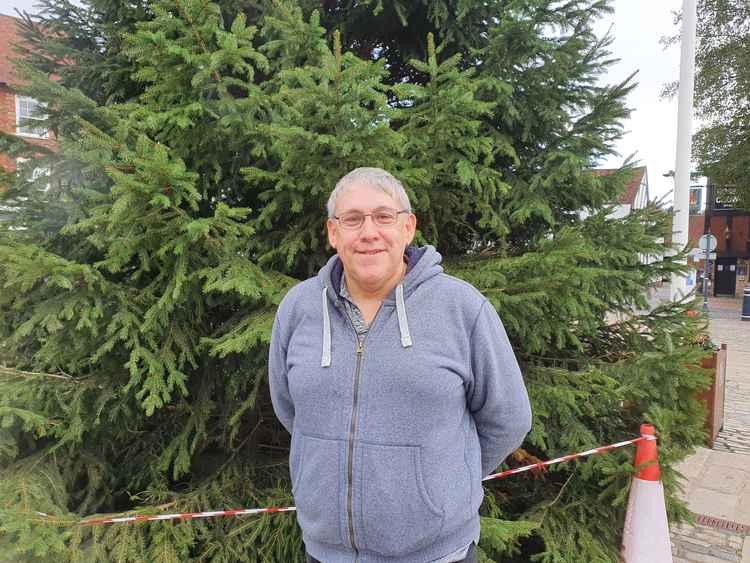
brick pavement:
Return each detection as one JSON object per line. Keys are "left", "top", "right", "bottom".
{"left": 707, "top": 303, "right": 750, "bottom": 455}
{"left": 671, "top": 520, "right": 746, "bottom": 562}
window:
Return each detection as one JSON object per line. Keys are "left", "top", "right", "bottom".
{"left": 15, "top": 95, "right": 48, "bottom": 138}
{"left": 15, "top": 157, "right": 51, "bottom": 192}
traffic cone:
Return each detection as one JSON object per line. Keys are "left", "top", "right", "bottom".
{"left": 620, "top": 424, "right": 673, "bottom": 562}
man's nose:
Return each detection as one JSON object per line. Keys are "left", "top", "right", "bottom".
{"left": 359, "top": 215, "right": 380, "bottom": 237}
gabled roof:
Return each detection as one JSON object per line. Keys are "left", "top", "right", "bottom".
{"left": 592, "top": 166, "right": 647, "bottom": 206}
{"left": 0, "top": 15, "right": 25, "bottom": 86}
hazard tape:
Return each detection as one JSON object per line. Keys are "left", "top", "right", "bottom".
{"left": 46, "top": 434, "right": 655, "bottom": 527}
{"left": 482, "top": 435, "right": 655, "bottom": 481}
{"left": 78, "top": 507, "right": 296, "bottom": 527}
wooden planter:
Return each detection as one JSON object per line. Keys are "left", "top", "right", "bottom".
{"left": 697, "top": 344, "right": 727, "bottom": 448}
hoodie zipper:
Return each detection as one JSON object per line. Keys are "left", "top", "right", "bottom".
{"left": 347, "top": 336, "right": 365, "bottom": 560}
{"left": 341, "top": 296, "right": 382, "bottom": 561}
{"left": 337, "top": 289, "right": 388, "bottom": 561}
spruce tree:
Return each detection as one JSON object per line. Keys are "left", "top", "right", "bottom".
{"left": 1, "top": 1, "right": 709, "bottom": 561}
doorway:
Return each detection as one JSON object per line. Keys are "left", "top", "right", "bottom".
{"left": 714, "top": 257, "right": 737, "bottom": 296}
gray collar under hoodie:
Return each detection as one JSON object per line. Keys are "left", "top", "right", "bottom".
{"left": 318, "top": 245, "right": 439, "bottom": 368}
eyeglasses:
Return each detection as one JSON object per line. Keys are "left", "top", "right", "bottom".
{"left": 333, "top": 207, "right": 410, "bottom": 230}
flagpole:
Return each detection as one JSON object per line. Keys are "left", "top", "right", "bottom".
{"left": 671, "top": 0, "right": 698, "bottom": 300}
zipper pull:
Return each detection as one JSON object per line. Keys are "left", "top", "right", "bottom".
{"left": 357, "top": 341, "right": 364, "bottom": 354}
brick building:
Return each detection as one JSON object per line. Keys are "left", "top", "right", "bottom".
{"left": 0, "top": 14, "right": 58, "bottom": 177}
{"left": 689, "top": 183, "right": 750, "bottom": 297}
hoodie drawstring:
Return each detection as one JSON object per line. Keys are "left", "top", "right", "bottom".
{"left": 321, "top": 287, "right": 332, "bottom": 367}
{"left": 321, "top": 283, "right": 412, "bottom": 368}
{"left": 395, "top": 283, "right": 412, "bottom": 348}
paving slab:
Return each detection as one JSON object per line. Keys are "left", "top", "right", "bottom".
{"left": 700, "top": 466, "right": 750, "bottom": 496}
{"left": 677, "top": 447, "right": 711, "bottom": 481}
{"left": 687, "top": 489, "right": 744, "bottom": 523}
{"left": 737, "top": 495, "right": 750, "bottom": 528}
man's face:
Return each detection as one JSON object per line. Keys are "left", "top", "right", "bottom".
{"left": 326, "top": 183, "right": 416, "bottom": 293}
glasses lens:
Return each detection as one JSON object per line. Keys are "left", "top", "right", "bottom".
{"left": 373, "top": 209, "right": 398, "bottom": 225}
{"left": 339, "top": 212, "right": 364, "bottom": 229}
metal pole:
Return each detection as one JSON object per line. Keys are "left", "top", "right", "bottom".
{"left": 703, "top": 246, "right": 710, "bottom": 312}
{"left": 703, "top": 180, "right": 713, "bottom": 311}
{"left": 671, "top": 0, "right": 698, "bottom": 301}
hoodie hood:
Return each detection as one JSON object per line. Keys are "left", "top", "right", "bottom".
{"left": 316, "top": 244, "right": 444, "bottom": 367}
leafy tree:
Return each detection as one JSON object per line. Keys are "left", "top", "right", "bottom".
{"left": 693, "top": 0, "right": 750, "bottom": 210}
{"left": 0, "top": 1, "right": 708, "bottom": 561}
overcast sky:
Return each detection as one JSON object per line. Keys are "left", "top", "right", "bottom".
{"left": 1, "top": 0, "right": 686, "bottom": 202}
{"left": 594, "top": 0, "right": 685, "bottom": 203}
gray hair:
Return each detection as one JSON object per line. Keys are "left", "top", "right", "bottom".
{"left": 327, "top": 167, "right": 412, "bottom": 218}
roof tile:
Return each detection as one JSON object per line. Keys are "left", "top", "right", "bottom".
{"left": 593, "top": 166, "right": 647, "bottom": 205}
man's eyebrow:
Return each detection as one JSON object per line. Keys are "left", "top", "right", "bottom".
{"left": 337, "top": 205, "right": 394, "bottom": 214}
{"left": 341, "top": 205, "right": 395, "bottom": 213}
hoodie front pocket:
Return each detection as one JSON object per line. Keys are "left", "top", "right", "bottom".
{"left": 360, "top": 442, "right": 444, "bottom": 556}
{"left": 293, "top": 435, "right": 344, "bottom": 547}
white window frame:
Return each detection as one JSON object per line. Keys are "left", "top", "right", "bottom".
{"left": 15, "top": 157, "right": 51, "bottom": 192}
{"left": 15, "top": 95, "right": 49, "bottom": 139}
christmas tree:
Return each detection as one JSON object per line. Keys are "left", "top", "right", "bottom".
{"left": 0, "top": 1, "right": 709, "bottom": 561}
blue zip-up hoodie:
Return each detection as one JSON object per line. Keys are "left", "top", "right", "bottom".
{"left": 269, "top": 245, "right": 532, "bottom": 563}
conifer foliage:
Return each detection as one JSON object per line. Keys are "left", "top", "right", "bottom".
{"left": 1, "top": 1, "right": 708, "bottom": 561}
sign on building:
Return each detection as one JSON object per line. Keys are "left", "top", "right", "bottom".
{"left": 689, "top": 187, "right": 703, "bottom": 214}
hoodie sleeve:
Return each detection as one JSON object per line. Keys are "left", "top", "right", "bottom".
{"left": 468, "top": 300, "right": 532, "bottom": 477}
{"left": 268, "top": 294, "right": 295, "bottom": 435}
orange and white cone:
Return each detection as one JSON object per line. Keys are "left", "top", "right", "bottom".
{"left": 620, "top": 424, "right": 673, "bottom": 562}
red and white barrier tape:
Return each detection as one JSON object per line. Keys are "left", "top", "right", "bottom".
{"left": 40, "top": 434, "right": 655, "bottom": 527}
{"left": 76, "top": 507, "right": 296, "bottom": 527}
{"left": 482, "top": 434, "right": 654, "bottom": 481}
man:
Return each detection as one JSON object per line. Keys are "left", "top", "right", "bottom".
{"left": 269, "top": 167, "right": 532, "bottom": 563}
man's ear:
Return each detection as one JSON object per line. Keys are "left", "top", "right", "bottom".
{"left": 326, "top": 218, "right": 338, "bottom": 250}
{"left": 405, "top": 213, "right": 417, "bottom": 245}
